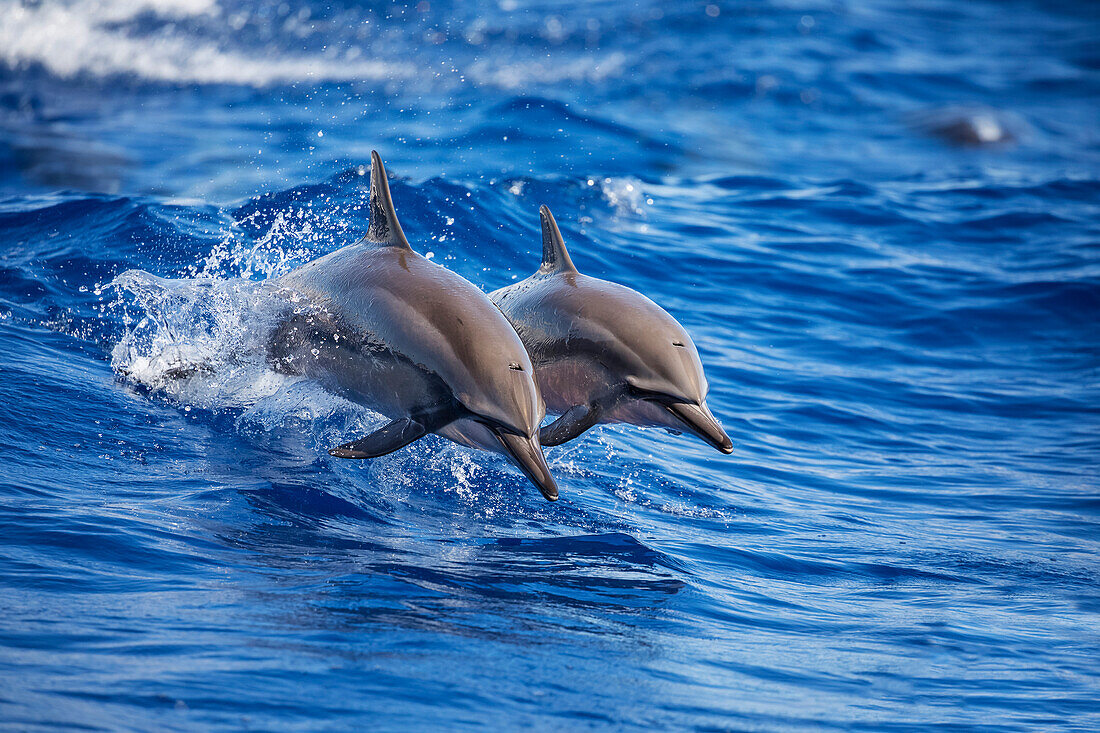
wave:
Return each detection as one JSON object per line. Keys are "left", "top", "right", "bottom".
{"left": 0, "top": 0, "right": 408, "bottom": 86}
{"left": 0, "top": 0, "right": 627, "bottom": 89}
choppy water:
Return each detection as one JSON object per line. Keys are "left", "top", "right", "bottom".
{"left": 2, "top": 1, "right": 1099, "bottom": 730}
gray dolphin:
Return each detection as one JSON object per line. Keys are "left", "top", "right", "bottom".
{"left": 267, "top": 152, "right": 559, "bottom": 501}
{"left": 490, "top": 205, "right": 732, "bottom": 454}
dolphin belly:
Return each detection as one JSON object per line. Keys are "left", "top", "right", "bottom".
{"left": 530, "top": 355, "right": 612, "bottom": 415}
{"left": 601, "top": 398, "right": 669, "bottom": 427}
{"left": 437, "top": 417, "right": 496, "bottom": 450}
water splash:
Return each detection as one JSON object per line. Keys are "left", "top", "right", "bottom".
{"left": 109, "top": 270, "right": 290, "bottom": 407}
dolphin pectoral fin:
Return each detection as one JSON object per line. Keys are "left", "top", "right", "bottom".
{"left": 665, "top": 402, "right": 733, "bottom": 455}
{"left": 328, "top": 417, "right": 429, "bottom": 459}
{"left": 494, "top": 430, "right": 559, "bottom": 501}
{"left": 539, "top": 403, "right": 601, "bottom": 447}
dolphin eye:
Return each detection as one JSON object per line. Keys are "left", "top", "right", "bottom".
{"left": 508, "top": 362, "right": 524, "bottom": 371}
{"left": 672, "top": 341, "right": 684, "bottom": 348}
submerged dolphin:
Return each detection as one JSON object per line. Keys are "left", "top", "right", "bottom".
{"left": 268, "top": 152, "right": 559, "bottom": 501}
{"left": 490, "top": 206, "right": 732, "bottom": 454}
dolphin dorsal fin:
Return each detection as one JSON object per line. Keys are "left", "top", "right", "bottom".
{"left": 538, "top": 205, "right": 577, "bottom": 275}
{"left": 364, "top": 150, "right": 412, "bottom": 250}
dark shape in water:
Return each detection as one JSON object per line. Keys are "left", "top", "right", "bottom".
{"left": 909, "top": 105, "right": 1017, "bottom": 146}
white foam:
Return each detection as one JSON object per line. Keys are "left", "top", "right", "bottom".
{"left": 0, "top": 0, "right": 408, "bottom": 86}
{"left": 110, "top": 270, "right": 286, "bottom": 406}
{"left": 1, "top": 1, "right": 625, "bottom": 89}
{"left": 467, "top": 51, "right": 626, "bottom": 90}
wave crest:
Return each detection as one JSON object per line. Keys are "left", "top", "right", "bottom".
{"left": 0, "top": 0, "right": 409, "bottom": 86}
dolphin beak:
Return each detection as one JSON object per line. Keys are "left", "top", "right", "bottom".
{"left": 664, "top": 402, "right": 733, "bottom": 454}
{"left": 493, "top": 429, "right": 560, "bottom": 501}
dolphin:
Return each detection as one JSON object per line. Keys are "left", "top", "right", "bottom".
{"left": 489, "top": 205, "right": 732, "bottom": 454}
{"left": 267, "top": 152, "right": 559, "bottom": 501}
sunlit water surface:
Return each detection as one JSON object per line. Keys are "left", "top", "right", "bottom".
{"left": 1, "top": 1, "right": 1098, "bottom": 730}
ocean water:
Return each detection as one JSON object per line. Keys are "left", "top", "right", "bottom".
{"left": 2, "top": 0, "right": 1099, "bottom": 730}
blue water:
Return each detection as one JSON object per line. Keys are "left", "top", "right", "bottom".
{"left": 2, "top": 1, "right": 1099, "bottom": 730}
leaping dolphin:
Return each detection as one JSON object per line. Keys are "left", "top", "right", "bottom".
{"left": 490, "top": 205, "right": 732, "bottom": 454}
{"left": 268, "top": 152, "right": 559, "bottom": 501}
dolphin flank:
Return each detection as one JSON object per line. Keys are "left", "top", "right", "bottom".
{"left": 490, "top": 205, "right": 733, "bottom": 455}
{"left": 267, "top": 151, "right": 559, "bottom": 501}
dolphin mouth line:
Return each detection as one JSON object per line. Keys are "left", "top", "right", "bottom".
{"left": 661, "top": 402, "right": 733, "bottom": 455}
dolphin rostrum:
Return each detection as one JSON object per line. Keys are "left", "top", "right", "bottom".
{"left": 490, "top": 205, "right": 733, "bottom": 454}
{"left": 267, "top": 152, "right": 559, "bottom": 500}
